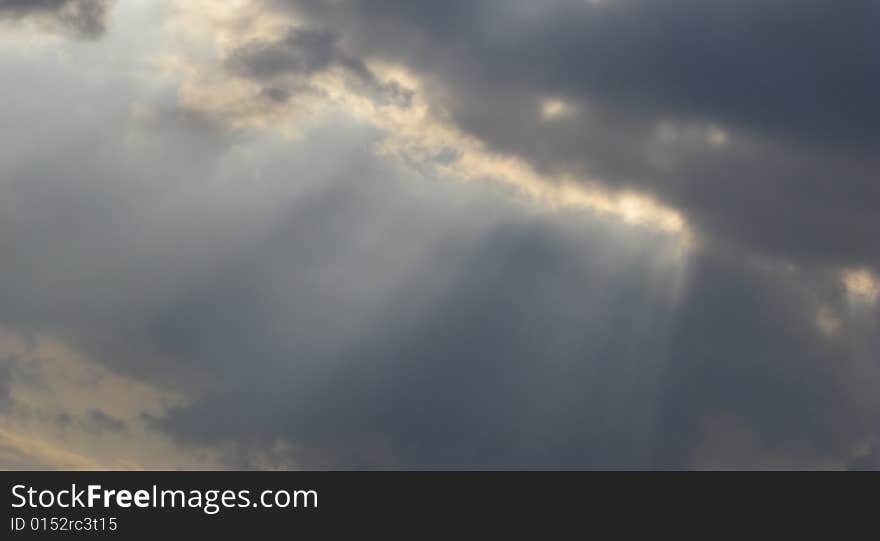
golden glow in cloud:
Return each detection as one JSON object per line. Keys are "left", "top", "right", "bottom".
{"left": 540, "top": 98, "right": 577, "bottom": 121}
{"left": 843, "top": 268, "right": 880, "bottom": 305}
{"left": 0, "top": 328, "right": 223, "bottom": 469}
{"left": 157, "top": 0, "right": 692, "bottom": 243}
{"left": 364, "top": 67, "right": 689, "bottom": 238}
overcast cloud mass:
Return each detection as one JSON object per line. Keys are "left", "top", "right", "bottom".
{"left": 0, "top": 0, "right": 877, "bottom": 469}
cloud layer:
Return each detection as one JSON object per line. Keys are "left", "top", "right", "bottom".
{"left": 0, "top": 0, "right": 877, "bottom": 469}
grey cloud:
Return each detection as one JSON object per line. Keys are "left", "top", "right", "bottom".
{"left": 657, "top": 250, "right": 880, "bottom": 467}
{"left": 227, "top": 28, "right": 338, "bottom": 79}
{"left": 0, "top": 359, "right": 12, "bottom": 412}
{"left": 226, "top": 26, "right": 413, "bottom": 108}
{"left": 0, "top": 13, "right": 878, "bottom": 469}
{"left": 285, "top": 0, "right": 880, "bottom": 147}
{"left": 277, "top": 0, "right": 880, "bottom": 270}
{"left": 82, "top": 409, "right": 126, "bottom": 434}
{"left": 850, "top": 446, "right": 880, "bottom": 470}
{"left": 0, "top": 0, "right": 113, "bottom": 38}
{"left": 0, "top": 354, "right": 50, "bottom": 412}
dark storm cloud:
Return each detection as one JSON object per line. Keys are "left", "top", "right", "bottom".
{"left": 0, "top": 0, "right": 113, "bottom": 38}
{"left": 275, "top": 0, "right": 880, "bottom": 269}
{"left": 226, "top": 26, "right": 413, "bottom": 107}
{"left": 0, "top": 354, "right": 49, "bottom": 412}
{"left": 283, "top": 0, "right": 880, "bottom": 147}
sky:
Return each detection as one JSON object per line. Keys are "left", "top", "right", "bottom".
{"left": 0, "top": 0, "right": 877, "bottom": 469}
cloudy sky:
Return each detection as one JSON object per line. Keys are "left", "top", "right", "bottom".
{"left": 0, "top": 0, "right": 877, "bottom": 469}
